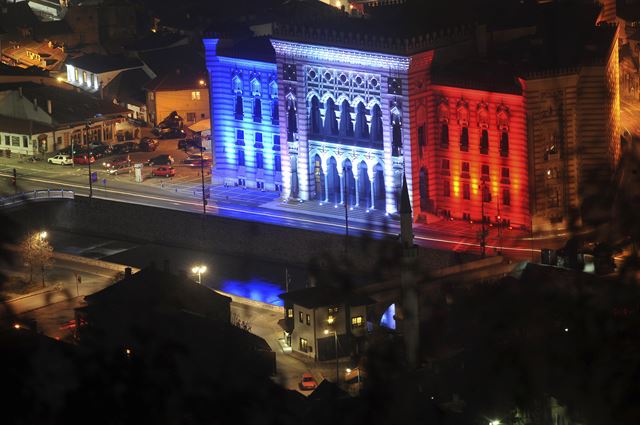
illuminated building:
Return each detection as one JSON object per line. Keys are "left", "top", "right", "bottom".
{"left": 204, "top": 1, "right": 621, "bottom": 233}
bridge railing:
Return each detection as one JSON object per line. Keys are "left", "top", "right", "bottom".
{"left": 0, "top": 189, "right": 75, "bottom": 208}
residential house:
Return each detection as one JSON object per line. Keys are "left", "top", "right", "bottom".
{"left": 279, "top": 286, "right": 374, "bottom": 361}
{"left": 64, "top": 53, "right": 145, "bottom": 93}
{"left": 0, "top": 82, "right": 129, "bottom": 153}
{"left": 103, "top": 68, "right": 151, "bottom": 123}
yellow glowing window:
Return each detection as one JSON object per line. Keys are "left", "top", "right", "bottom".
{"left": 351, "top": 316, "right": 364, "bottom": 328}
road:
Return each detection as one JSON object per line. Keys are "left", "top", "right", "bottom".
{"left": 0, "top": 137, "right": 564, "bottom": 260}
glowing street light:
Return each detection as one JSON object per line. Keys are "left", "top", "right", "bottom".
{"left": 324, "top": 328, "right": 339, "bottom": 386}
{"left": 191, "top": 265, "right": 207, "bottom": 284}
{"left": 39, "top": 231, "right": 47, "bottom": 240}
{"left": 489, "top": 420, "right": 501, "bottom": 425}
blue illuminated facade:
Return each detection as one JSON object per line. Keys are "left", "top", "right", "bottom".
{"left": 204, "top": 38, "right": 282, "bottom": 191}
{"left": 204, "top": 37, "right": 412, "bottom": 214}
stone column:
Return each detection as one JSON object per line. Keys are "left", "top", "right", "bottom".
{"left": 338, "top": 166, "right": 344, "bottom": 205}
{"left": 368, "top": 165, "right": 376, "bottom": 210}
{"left": 324, "top": 169, "right": 329, "bottom": 203}
{"left": 354, "top": 174, "right": 359, "bottom": 207}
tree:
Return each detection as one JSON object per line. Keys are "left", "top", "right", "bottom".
{"left": 19, "top": 231, "right": 53, "bottom": 287}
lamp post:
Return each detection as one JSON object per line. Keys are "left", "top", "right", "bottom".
{"left": 324, "top": 329, "right": 339, "bottom": 386}
{"left": 39, "top": 231, "right": 47, "bottom": 288}
{"left": 191, "top": 265, "right": 207, "bottom": 284}
{"left": 343, "top": 166, "right": 349, "bottom": 256}
{"left": 200, "top": 142, "right": 207, "bottom": 215}
{"left": 85, "top": 123, "right": 93, "bottom": 199}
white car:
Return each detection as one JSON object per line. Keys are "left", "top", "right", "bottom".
{"left": 48, "top": 154, "right": 73, "bottom": 165}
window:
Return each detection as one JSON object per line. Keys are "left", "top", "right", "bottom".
{"left": 287, "top": 308, "right": 293, "bottom": 318}
{"left": 482, "top": 184, "right": 492, "bottom": 202}
{"left": 440, "top": 124, "right": 449, "bottom": 148}
{"left": 299, "top": 311, "right": 304, "bottom": 323}
{"left": 149, "top": 92, "right": 154, "bottom": 101}
{"left": 11, "top": 136, "right": 19, "bottom": 147}
{"left": 500, "top": 132, "right": 509, "bottom": 157}
{"left": 22, "top": 136, "right": 28, "bottom": 148}
{"left": 74, "top": 68, "right": 78, "bottom": 82}
{"left": 441, "top": 158, "right": 450, "bottom": 175}
{"left": 463, "top": 182, "right": 470, "bottom": 200}
{"left": 186, "top": 112, "right": 196, "bottom": 122}
{"left": 4, "top": 135, "right": 9, "bottom": 145}
{"left": 274, "top": 154, "right": 281, "bottom": 172}
{"left": 544, "top": 143, "right": 558, "bottom": 161}
{"left": 481, "top": 164, "right": 490, "bottom": 181}
{"left": 273, "top": 135, "right": 280, "bottom": 151}
{"left": 480, "top": 129, "right": 489, "bottom": 154}
{"left": 306, "top": 314, "right": 311, "bottom": 326}
{"left": 443, "top": 179, "right": 450, "bottom": 197}
{"left": 461, "top": 161, "right": 470, "bottom": 179}
{"left": 501, "top": 167, "right": 510, "bottom": 184}
{"left": 256, "top": 152, "right": 264, "bottom": 169}
{"left": 351, "top": 316, "right": 364, "bottom": 329}
{"left": 191, "top": 91, "right": 201, "bottom": 100}
{"left": 83, "top": 71, "right": 87, "bottom": 85}
{"left": 418, "top": 125, "right": 426, "bottom": 149}
{"left": 236, "top": 130, "right": 245, "bottom": 146}
{"left": 460, "top": 127, "right": 469, "bottom": 151}
{"left": 546, "top": 168, "right": 559, "bottom": 179}
{"left": 299, "top": 338, "right": 309, "bottom": 352}
{"left": 253, "top": 97, "right": 262, "bottom": 123}
{"left": 271, "top": 99, "right": 279, "bottom": 125}
{"left": 237, "top": 149, "right": 245, "bottom": 166}
{"left": 254, "top": 132, "right": 263, "bottom": 149}
{"left": 548, "top": 188, "right": 560, "bottom": 208}
{"left": 328, "top": 306, "right": 339, "bottom": 315}
{"left": 234, "top": 95, "right": 244, "bottom": 120}
{"left": 503, "top": 188, "right": 511, "bottom": 206}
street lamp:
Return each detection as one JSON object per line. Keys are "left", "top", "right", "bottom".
{"left": 191, "top": 265, "right": 207, "bottom": 284}
{"left": 38, "top": 231, "right": 47, "bottom": 288}
{"left": 324, "top": 329, "right": 339, "bottom": 386}
{"left": 489, "top": 420, "right": 501, "bottom": 425}
{"left": 39, "top": 231, "right": 47, "bottom": 240}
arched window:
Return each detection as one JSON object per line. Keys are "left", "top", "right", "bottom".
{"left": 269, "top": 80, "right": 278, "bottom": 98}
{"left": 339, "top": 100, "right": 353, "bottom": 137}
{"left": 460, "top": 127, "right": 469, "bottom": 152}
{"left": 232, "top": 75, "right": 243, "bottom": 94}
{"left": 392, "top": 110, "right": 402, "bottom": 157}
{"left": 286, "top": 97, "right": 297, "bottom": 142}
{"left": 480, "top": 129, "right": 489, "bottom": 154}
{"left": 500, "top": 131, "right": 509, "bottom": 157}
{"left": 234, "top": 95, "right": 243, "bottom": 120}
{"left": 323, "top": 98, "right": 338, "bottom": 136}
{"left": 309, "top": 96, "right": 321, "bottom": 135}
{"left": 440, "top": 124, "right": 449, "bottom": 148}
{"left": 250, "top": 78, "right": 261, "bottom": 96}
{"left": 419, "top": 167, "right": 430, "bottom": 210}
{"left": 354, "top": 102, "right": 369, "bottom": 139}
{"left": 370, "top": 104, "right": 383, "bottom": 143}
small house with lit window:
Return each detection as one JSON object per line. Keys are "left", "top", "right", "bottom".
{"left": 65, "top": 54, "right": 145, "bottom": 94}
{"left": 278, "top": 286, "right": 374, "bottom": 361}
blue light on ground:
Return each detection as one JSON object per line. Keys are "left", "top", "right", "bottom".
{"left": 220, "top": 279, "right": 284, "bottom": 306}
{"left": 380, "top": 303, "right": 396, "bottom": 329}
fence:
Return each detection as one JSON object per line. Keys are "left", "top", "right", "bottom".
{"left": 0, "top": 189, "right": 74, "bottom": 208}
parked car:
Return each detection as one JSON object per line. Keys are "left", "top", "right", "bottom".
{"left": 73, "top": 154, "right": 95, "bottom": 165}
{"left": 147, "top": 154, "right": 174, "bottom": 166}
{"left": 177, "top": 138, "right": 202, "bottom": 150}
{"left": 123, "top": 141, "right": 139, "bottom": 152}
{"left": 157, "top": 127, "right": 185, "bottom": 139}
{"left": 106, "top": 162, "right": 132, "bottom": 175}
{"left": 102, "top": 155, "right": 130, "bottom": 169}
{"left": 182, "top": 155, "right": 212, "bottom": 167}
{"left": 299, "top": 373, "right": 318, "bottom": 391}
{"left": 91, "top": 144, "right": 112, "bottom": 159}
{"left": 111, "top": 143, "right": 129, "bottom": 155}
{"left": 139, "top": 137, "right": 159, "bottom": 152}
{"left": 151, "top": 166, "right": 175, "bottom": 177}
{"left": 47, "top": 154, "right": 73, "bottom": 165}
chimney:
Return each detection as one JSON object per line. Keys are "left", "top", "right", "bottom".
{"left": 163, "top": 259, "right": 170, "bottom": 273}
{"left": 124, "top": 267, "right": 132, "bottom": 278}
{"left": 47, "top": 99, "right": 52, "bottom": 115}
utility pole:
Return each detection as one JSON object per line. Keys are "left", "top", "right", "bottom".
{"left": 86, "top": 123, "right": 93, "bottom": 199}
{"left": 200, "top": 142, "right": 207, "bottom": 215}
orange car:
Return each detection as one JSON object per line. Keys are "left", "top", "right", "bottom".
{"left": 299, "top": 373, "right": 318, "bottom": 391}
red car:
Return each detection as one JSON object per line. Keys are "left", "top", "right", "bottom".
{"left": 73, "top": 154, "right": 95, "bottom": 165}
{"left": 299, "top": 373, "right": 318, "bottom": 391}
{"left": 152, "top": 166, "right": 175, "bottom": 177}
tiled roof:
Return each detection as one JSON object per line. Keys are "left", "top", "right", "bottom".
{"left": 0, "top": 115, "right": 54, "bottom": 134}
{"left": 279, "top": 286, "right": 375, "bottom": 309}
{"left": 104, "top": 68, "right": 150, "bottom": 105}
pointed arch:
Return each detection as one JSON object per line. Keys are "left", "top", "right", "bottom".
{"left": 232, "top": 74, "right": 243, "bottom": 94}
{"left": 269, "top": 80, "right": 278, "bottom": 99}
{"left": 354, "top": 101, "right": 369, "bottom": 140}
{"left": 339, "top": 99, "right": 354, "bottom": 137}
{"left": 309, "top": 95, "right": 322, "bottom": 135}
{"left": 250, "top": 77, "right": 261, "bottom": 96}
{"left": 323, "top": 97, "right": 338, "bottom": 136}
{"left": 391, "top": 109, "right": 402, "bottom": 157}
{"left": 370, "top": 104, "right": 383, "bottom": 143}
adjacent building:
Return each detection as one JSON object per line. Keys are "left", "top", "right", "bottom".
{"left": 64, "top": 53, "right": 145, "bottom": 94}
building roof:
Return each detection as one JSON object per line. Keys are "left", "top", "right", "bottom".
{"left": 138, "top": 44, "right": 205, "bottom": 77}
{"left": 431, "top": 56, "right": 524, "bottom": 95}
{"left": 0, "top": 114, "right": 54, "bottom": 134}
{"left": 143, "top": 66, "right": 207, "bottom": 92}
{"left": 279, "top": 286, "right": 375, "bottom": 309}
{"left": 0, "top": 82, "right": 129, "bottom": 125}
{"left": 84, "top": 266, "right": 232, "bottom": 314}
{"left": 123, "top": 31, "right": 190, "bottom": 52}
{"left": 103, "top": 68, "right": 150, "bottom": 105}
{"left": 217, "top": 36, "right": 275, "bottom": 63}
{"left": 66, "top": 54, "right": 143, "bottom": 74}
{"left": 0, "top": 63, "right": 48, "bottom": 77}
